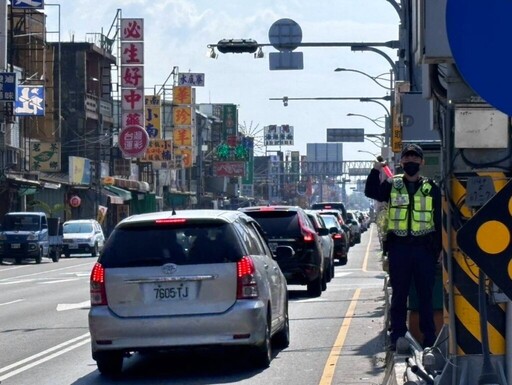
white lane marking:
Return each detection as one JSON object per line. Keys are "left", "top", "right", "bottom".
{"left": 0, "top": 279, "right": 34, "bottom": 285}
{"left": 0, "top": 299, "right": 25, "bottom": 306}
{"left": 56, "top": 300, "right": 90, "bottom": 311}
{"left": 40, "top": 278, "right": 80, "bottom": 284}
{"left": 0, "top": 262, "right": 93, "bottom": 282}
{"left": 0, "top": 333, "right": 90, "bottom": 380}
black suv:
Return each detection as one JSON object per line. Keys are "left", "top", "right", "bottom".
{"left": 239, "top": 206, "right": 326, "bottom": 297}
{"left": 311, "top": 202, "right": 348, "bottom": 222}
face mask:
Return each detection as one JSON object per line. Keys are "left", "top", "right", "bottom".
{"left": 402, "top": 162, "right": 420, "bottom": 176}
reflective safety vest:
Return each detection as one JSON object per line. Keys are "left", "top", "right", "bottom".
{"left": 387, "top": 175, "right": 435, "bottom": 236}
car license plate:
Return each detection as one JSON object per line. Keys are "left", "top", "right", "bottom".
{"left": 68, "top": 244, "right": 78, "bottom": 249}
{"left": 11, "top": 243, "right": 20, "bottom": 249}
{"left": 147, "top": 282, "right": 196, "bottom": 301}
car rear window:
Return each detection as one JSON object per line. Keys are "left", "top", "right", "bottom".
{"left": 99, "top": 222, "right": 243, "bottom": 268}
{"left": 243, "top": 211, "right": 301, "bottom": 237}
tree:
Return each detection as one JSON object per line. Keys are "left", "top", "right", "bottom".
{"left": 28, "top": 200, "right": 70, "bottom": 219}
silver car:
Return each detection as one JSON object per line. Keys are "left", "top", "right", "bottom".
{"left": 88, "top": 209, "right": 290, "bottom": 376}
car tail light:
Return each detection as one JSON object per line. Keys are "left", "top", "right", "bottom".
{"left": 299, "top": 216, "right": 315, "bottom": 242}
{"left": 155, "top": 218, "right": 187, "bottom": 224}
{"left": 90, "top": 262, "right": 107, "bottom": 306}
{"left": 333, "top": 233, "right": 342, "bottom": 239}
{"left": 237, "top": 256, "right": 258, "bottom": 299}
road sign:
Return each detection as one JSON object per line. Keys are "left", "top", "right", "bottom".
{"left": 326, "top": 128, "right": 364, "bottom": 142}
{"left": 268, "top": 19, "right": 304, "bottom": 70}
{"left": 119, "top": 125, "right": 149, "bottom": 158}
{"left": 456, "top": 179, "right": 512, "bottom": 299}
{"left": 446, "top": 0, "right": 512, "bottom": 115}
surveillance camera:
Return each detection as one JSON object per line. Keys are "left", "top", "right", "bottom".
{"left": 283, "top": 97, "right": 288, "bottom": 107}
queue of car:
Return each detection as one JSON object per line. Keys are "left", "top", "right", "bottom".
{"left": 0, "top": 202, "right": 368, "bottom": 377}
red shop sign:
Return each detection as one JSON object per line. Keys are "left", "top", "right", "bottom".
{"left": 119, "top": 125, "right": 149, "bottom": 158}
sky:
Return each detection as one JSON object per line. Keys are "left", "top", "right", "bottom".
{"left": 44, "top": 0, "right": 399, "bottom": 161}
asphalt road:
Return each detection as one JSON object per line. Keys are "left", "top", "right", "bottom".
{"left": 0, "top": 224, "right": 388, "bottom": 385}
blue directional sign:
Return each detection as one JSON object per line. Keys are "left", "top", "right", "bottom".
{"left": 446, "top": 0, "right": 512, "bottom": 115}
{"left": 11, "top": 0, "right": 44, "bottom": 9}
{"left": 0, "top": 72, "right": 17, "bottom": 102}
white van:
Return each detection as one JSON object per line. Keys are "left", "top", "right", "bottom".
{"left": 62, "top": 219, "right": 105, "bottom": 258}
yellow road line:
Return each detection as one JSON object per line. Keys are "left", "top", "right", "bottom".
{"left": 319, "top": 288, "right": 361, "bottom": 385}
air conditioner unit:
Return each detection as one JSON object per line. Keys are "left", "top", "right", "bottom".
{"left": 6, "top": 149, "right": 18, "bottom": 165}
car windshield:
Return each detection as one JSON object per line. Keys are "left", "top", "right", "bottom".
{"left": 2, "top": 215, "right": 40, "bottom": 232}
{"left": 320, "top": 215, "right": 339, "bottom": 229}
{"left": 99, "top": 222, "right": 243, "bottom": 268}
{"left": 63, "top": 223, "right": 93, "bottom": 234}
{"left": 244, "top": 211, "right": 301, "bottom": 237}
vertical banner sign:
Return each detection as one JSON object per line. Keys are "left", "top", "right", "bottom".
{"left": 222, "top": 104, "right": 238, "bottom": 140}
{"left": 242, "top": 137, "right": 254, "bottom": 185}
{"left": 145, "top": 95, "right": 161, "bottom": 138}
{"left": 120, "top": 18, "right": 147, "bottom": 158}
{"left": 172, "top": 86, "right": 194, "bottom": 168}
{"left": 0, "top": 72, "right": 17, "bottom": 102}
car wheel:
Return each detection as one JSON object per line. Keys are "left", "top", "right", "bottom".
{"left": 321, "top": 271, "right": 327, "bottom": 291}
{"left": 330, "top": 261, "right": 335, "bottom": 279}
{"left": 64, "top": 252, "right": 70, "bottom": 258}
{"left": 91, "top": 243, "right": 99, "bottom": 258}
{"left": 338, "top": 255, "right": 348, "bottom": 266}
{"left": 35, "top": 248, "right": 43, "bottom": 264}
{"left": 307, "top": 276, "right": 322, "bottom": 297}
{"left": 0, "top": 257, "right": 3, "bottom": 264}
{"left": 273, "top": 301, "right": 290, "bottom": 349}
{"left": 15, "top": 258, "right": 22, "bottom": 265}
{"left": 96, "top": 351, "right": 123, "bottom": 377}
{"left": 253, "top": 316, "right": 272, "bottom": 368}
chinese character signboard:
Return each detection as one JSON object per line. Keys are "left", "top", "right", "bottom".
{"left": 15, "top": 85, "right": 44, "bottom": 116}
{"left": 213, "top": 161, "right": 245, "bottom": 177}
{"left": 119, "top": 125, "right": 150, "bottom": 158}
{"left": 30, "top": 141, "right": 60, "bottom": 171}
{"left": 264, "top": 124, "right": 294, "bottom": 146}
{"left": 120, "top": 18, "right": 145, "bottom": 158}
{"left": 173, "top": 86, "right": 192, "bottom": 105}
{"left": 145, "top": 95, "right": 161, "bottom": 138}
{"left": 142, "top": 139, "right": 172, "bottom": 161}
{"left": 222, "top": 104, "right": 238, "bottom": 139}
{"left": 178, "top": 73, "right": 205, "bottom": 87}
{"left": 0, "top": 72, "right": 17, "bottom": 102}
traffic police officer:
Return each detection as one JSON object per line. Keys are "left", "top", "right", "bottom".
{"left": 364, "top": 144, "right": 441, "bottom": 349}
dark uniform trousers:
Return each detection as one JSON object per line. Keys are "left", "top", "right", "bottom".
{"left": 388, "top": 238, "right": 436, "bottom": 347}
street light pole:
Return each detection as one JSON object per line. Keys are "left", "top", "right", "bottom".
{"left": 334, "top": 68, "right": 391, "bottom": 90}
{"left": 347, "top": 113, "right": 386, "bottom": 129}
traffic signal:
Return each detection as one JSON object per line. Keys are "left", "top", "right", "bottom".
{"left": 216, "top": 39, "right": 259, "bottom": 54}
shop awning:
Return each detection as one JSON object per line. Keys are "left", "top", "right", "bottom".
{"left": 102, "top": 188, "right": 124, "bottom": 204}
{"left": 6, "top": 174, "right": 42, "bottom": 188}
{"left": 103, "top": 185, "right": 132, "bottom": 201}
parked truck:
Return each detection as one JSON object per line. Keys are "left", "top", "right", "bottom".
{"left": 0, "top": 212, "right": 60, "bottom": 264}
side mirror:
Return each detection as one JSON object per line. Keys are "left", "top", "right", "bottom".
{"left": 329, "top": 227, "right": 338, "bottom": 234}
{"left": 317, "top": 228, "right": 329, "bottom": 236}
